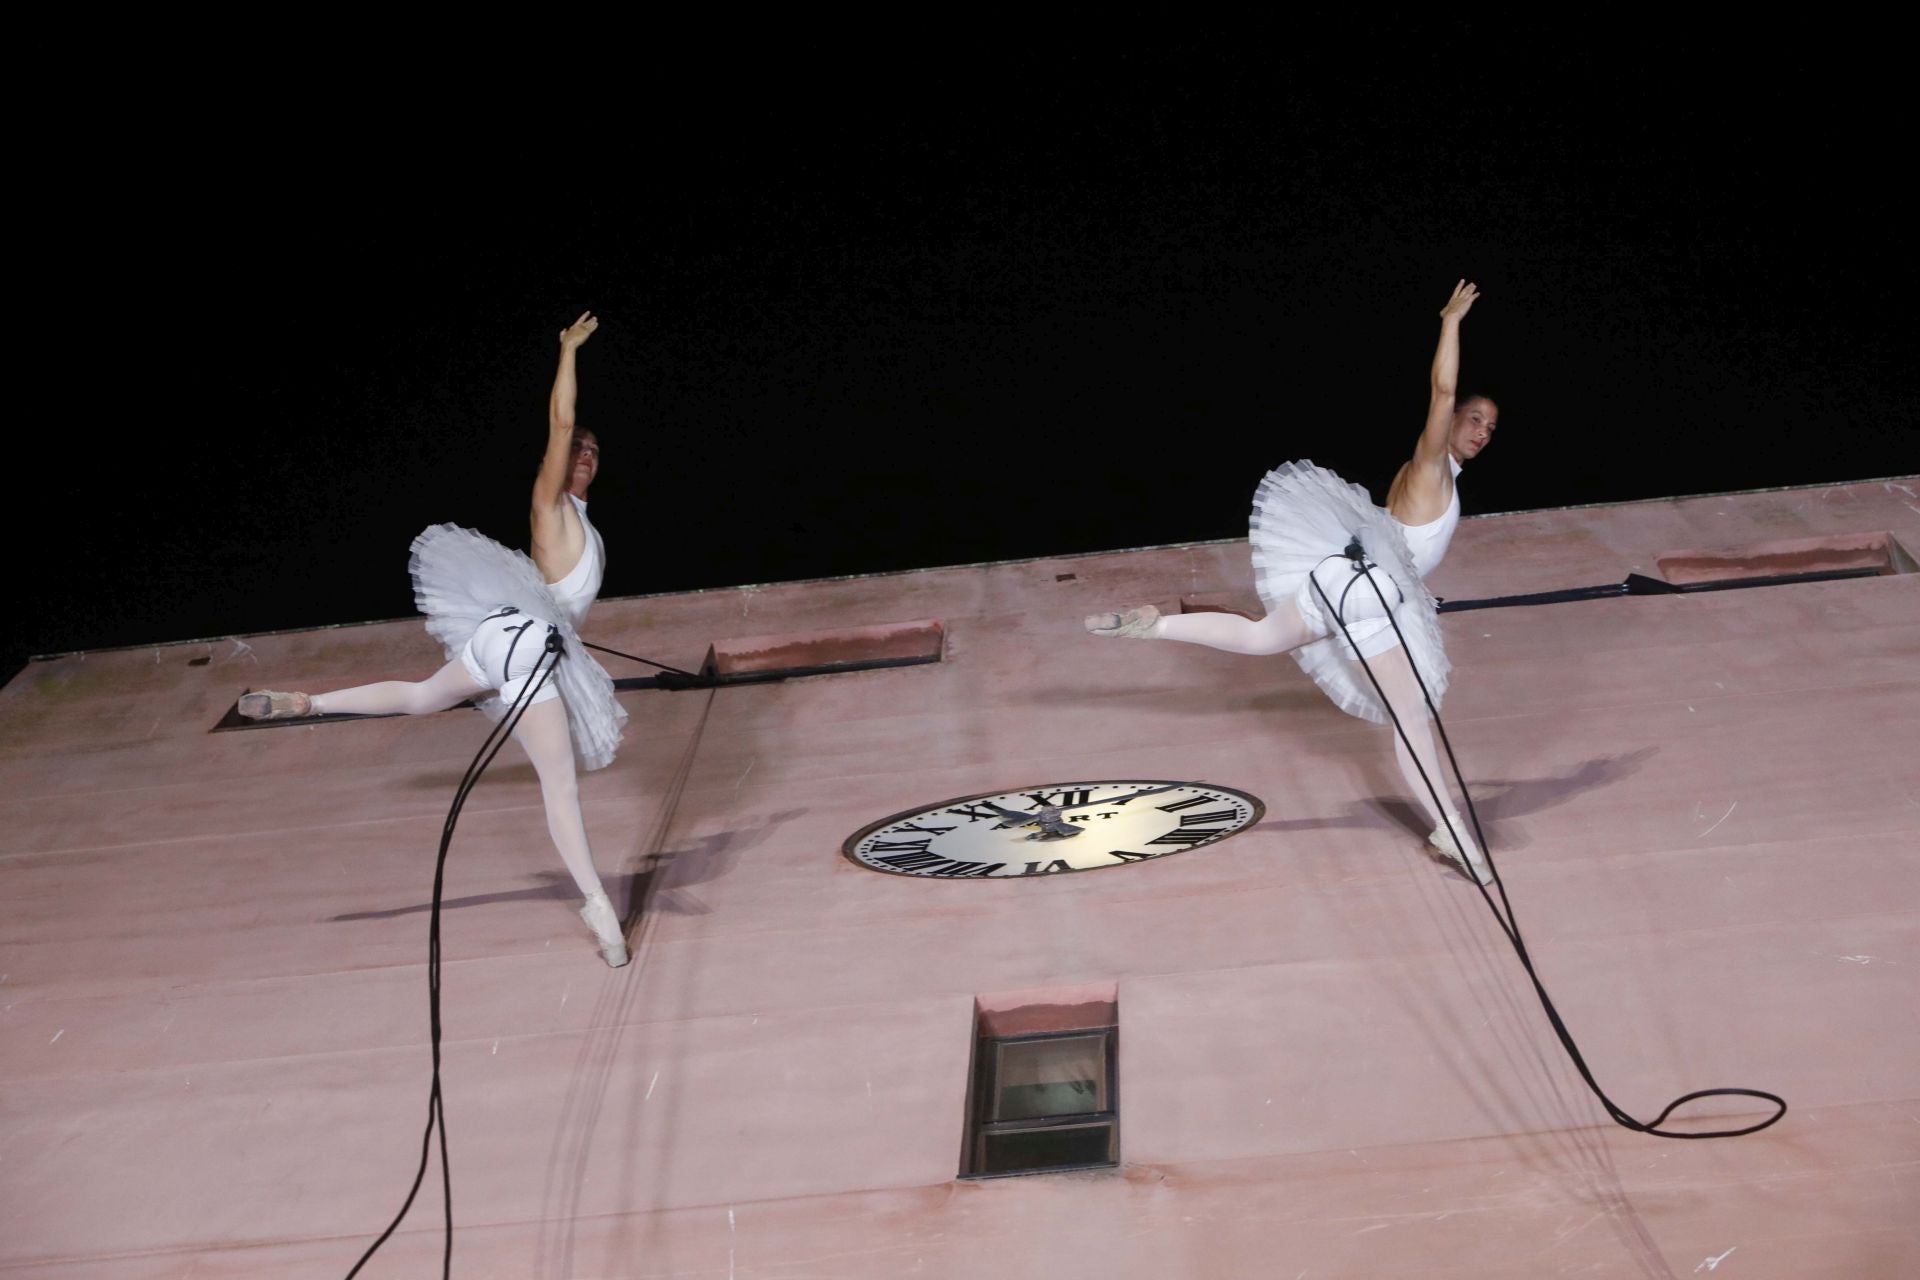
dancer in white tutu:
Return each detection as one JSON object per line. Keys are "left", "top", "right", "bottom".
{"left": 240, "top": 312, "right": 632, "bottom": 964}
{"left": 1087, "top": 281, "right": 1498, "bottom": 883}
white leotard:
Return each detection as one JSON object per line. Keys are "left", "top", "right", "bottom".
{"left": 1393, "top": 456, "right": 1463, "bottom": 579}
{"left": 546, "top": 494, "right": 605, "bottom": 628}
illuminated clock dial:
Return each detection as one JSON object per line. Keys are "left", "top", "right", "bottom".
{"left": 843, "top": 780, "right": 1263, "bottom": 879}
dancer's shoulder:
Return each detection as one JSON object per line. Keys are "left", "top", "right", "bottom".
{"left": 1386, "top": 453, "right": 1455, "bottom": 526}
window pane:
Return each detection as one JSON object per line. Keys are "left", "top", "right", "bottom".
{"left": 976, "top": 1122, "right": 1116, "bottom": 1175}
{"left": 991, "top": 1034, "right": 1107, "bottom": 1121}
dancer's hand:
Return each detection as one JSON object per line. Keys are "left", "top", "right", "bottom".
{"left": 1438, "top": 280, "right": 1478, "bottom": 322}
{"left": 560, "top": 311, "right": 599, "bottom": 350}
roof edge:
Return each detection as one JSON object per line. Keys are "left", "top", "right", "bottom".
{"left": 27, "top": 473, "right": 1917, "bottom": 664}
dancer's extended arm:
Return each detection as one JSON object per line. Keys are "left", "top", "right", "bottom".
{"left": 531, "top": 312, "right": 598, "bottom": 578}
{"left": 1414, "top": 280, "right": 1476, "bottom": 468}
{"left": 1388, "top": 281, "right": 1477, "bottom": 522}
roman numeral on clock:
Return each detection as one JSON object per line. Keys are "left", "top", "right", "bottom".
{"left": 1146, "top": 829, "right": 1217, "bottom": 847}
{"left": 1156, "top": 793, "right": 1225, "bottom": 812}
{"left": 929, "top": 859, "right": 1003, "bottom": 877}
{"left": 873, "top": 849, "right": 945, "bottom": 871}
{"left": 1024, "top": 789, "right": 1093, "bottom": 810}
{"left": 1179, "top": 810, "right": 1238, "bottom": 827}
{"left": 869, "top": 837, "right": 934, "bottom": 855}
{"left": 1107, "top": 849, "right": 1160, "bottom": 863}
{"left": 1019, "top": 859, "right": 1075, "bottom": 875}
{"left": 874, "top": 850, "right": 1004, "bottom": 877}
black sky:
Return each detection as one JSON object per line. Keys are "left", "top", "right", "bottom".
{"left": 13, "top": 27, "right": 1913, "bottom": 683}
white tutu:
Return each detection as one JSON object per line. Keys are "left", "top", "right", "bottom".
{"left": 1249, "top": 460, "right": 1451, "bottom": 723}
{"left": 408, "top": 523, "right": 626, "bottom": 771}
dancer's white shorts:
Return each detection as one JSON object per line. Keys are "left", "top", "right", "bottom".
{"left": 1292, "top": 556, "right": 1410, "bottom": 661}
{"left": 410, "top": 523, "right": 624, "bottom": 769}
{"left": 459, "top": 608, "right": 563, "bottom": 709}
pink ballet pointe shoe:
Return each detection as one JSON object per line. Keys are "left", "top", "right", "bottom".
{"left": 1085, "top": 604, "right": 1161, "bottom": 639}
{"left": 579, "top": 890, "right": 630, "bottom": 968}
{"left": 237, "top": 690, "right": 314, "bottom": 720}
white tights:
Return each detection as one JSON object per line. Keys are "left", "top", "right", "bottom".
{"left": 1150, "top": 607, "right": 1317, "bottom": 655}
{"left": 312, "top": 661, "right": 611, "bottom": 899}
{"left": 1155, "top": 605, "right": 1478, "bottom": 855}
{"left": 311, "top": 661, "right": 490, "bottom": 718}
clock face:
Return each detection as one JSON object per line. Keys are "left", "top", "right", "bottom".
{"left": 844, "top": 780, "right": 1264, "bottom": 879}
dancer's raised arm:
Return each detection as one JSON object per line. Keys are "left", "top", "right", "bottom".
{"left": 1415, "top": 280, "right": 1476, "bottom": 467}
{"left": 531, "top": 312, "right": 600, "bottom": 580}
{"left": 1389, "top": 281, "right": 1488, "bottom": 525}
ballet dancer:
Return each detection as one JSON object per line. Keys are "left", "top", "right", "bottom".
{"left": 240, "top": 311, "right": 632, "bottom": 964}
{"left": 1087, "top": 281, "right": 1498, "bottom": 883}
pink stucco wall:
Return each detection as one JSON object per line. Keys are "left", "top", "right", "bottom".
{"left": 3, "top": 478, "right": 1917, "bottom": 1277}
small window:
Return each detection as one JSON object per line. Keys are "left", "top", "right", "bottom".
{"left": 963, "top": 1027, "right": 1118, "bottom": 1178}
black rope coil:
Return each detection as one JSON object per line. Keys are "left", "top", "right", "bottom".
{"left": 1311, "top": 541, "right": 1786, "bottom": 1141}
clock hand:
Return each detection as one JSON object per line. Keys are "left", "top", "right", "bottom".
{"left": 976, "top": 799, "right": 1087, "bottom": 840}
{"left": 984, "top": 801, "right": 1045, "bottom": 829}
{"left": 1024, "top": 810, "right": 1085, "bottom": 841}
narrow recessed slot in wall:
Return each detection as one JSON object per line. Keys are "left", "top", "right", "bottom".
{"left": 1654, "top": 530, "right": 1913, "bottom": 585}
{"left": 699, "top": 618, "right": 945, "bottom": 685}
{"left": 960, "top": 983, "right": 1119, "bottom": 1180}
{"left": 208, "top": 690, "right": 423, "bottom": 732}
{"left": 1440, "top": 530, "right": 1914, "bottom": 614}
{"left": 1177, "top": 592, "right": 1259, "bottom": 620}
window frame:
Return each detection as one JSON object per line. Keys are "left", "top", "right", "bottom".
{"left": 960, "top": 1025, "right": 1119, "bottom": 1180}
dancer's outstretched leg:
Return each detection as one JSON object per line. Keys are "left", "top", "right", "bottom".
{"left": 239, "top": 659, "right": 490, "bottom": 720}
{"left": 511, "top": 698, "right": 629, "bottom": 967}
{"left": 1358, "top": 643, "right": 1491, "bottom": 884}
{"left": 1087, "top": 602, "right": 1319, "bottom": 655}
{"left": 312, "top": 660, "right": 491, "bottom": 717}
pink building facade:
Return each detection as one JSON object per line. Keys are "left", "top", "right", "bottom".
{"left": 3, "top": 478, "right": 1917, "bottom": 1277}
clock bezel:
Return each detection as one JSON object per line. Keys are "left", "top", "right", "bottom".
{"left": 841, "top": 778, "right": 1266, "bottom": 880}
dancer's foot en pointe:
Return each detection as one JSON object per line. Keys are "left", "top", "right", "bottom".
{"left": 1084, "top": 604, "right": 1162, "bottom": 639}
{"left": 579, "top": 890, "right": 630, "bottom": 968}
{"left": 1428, "top": 821, "right": 1493, "bottom": 886}
{"left": 237, "top": 690, "right": 314, "bottom": 720}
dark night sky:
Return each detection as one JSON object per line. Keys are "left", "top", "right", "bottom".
{"left": 13, "top": 27, "right": 1912, "bottom": 683}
